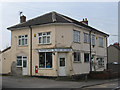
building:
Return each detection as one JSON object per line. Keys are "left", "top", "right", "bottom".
{"left": 108, "top": 43, "right": 120, "bottom": 64}
{"left": 0, "top": 11, "right": 109, "bottom": 76}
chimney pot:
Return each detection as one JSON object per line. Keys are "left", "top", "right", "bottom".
{"left": 81, "top": 18, "right": 88, "bottom": 25}
{"left": 83, "top": 18, "right": 84, "bottom": 21}
{"left": 20, "top": 15, "right": 26, "bottom": 23}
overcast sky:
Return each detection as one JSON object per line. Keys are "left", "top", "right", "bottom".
{"left": 0, "top": 2, "right": 118, "bottom": 50}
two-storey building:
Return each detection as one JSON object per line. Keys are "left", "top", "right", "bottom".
{"left": 1, "top": 11, "right": 109, "bottom": 76}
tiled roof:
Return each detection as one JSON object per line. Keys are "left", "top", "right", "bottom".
{"left": 7, "top": 11, "right": 109, "bottom": 36}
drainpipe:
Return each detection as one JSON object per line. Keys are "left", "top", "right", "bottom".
{"left": 106, "top": 36, "right": 108, "bottom": 70}
{"left": 89, "top": 30, "right": 92, "bottom": 72}
{"left": 29, "top": 25, "right": 32, "bottom": 76}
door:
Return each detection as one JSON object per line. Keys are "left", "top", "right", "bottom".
{"left": 58, "top": 53, "right": 66, "bottom": 76}
{"left": 22, "top": 57, "right": 27, "bottom": 75}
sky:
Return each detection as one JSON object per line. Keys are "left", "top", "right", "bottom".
{"left": 0, "top": 1, "right": 119, "bottom": 50}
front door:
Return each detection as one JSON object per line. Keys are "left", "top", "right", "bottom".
{"left": 58, "top": 53, "right": 66, "bottom": 76}
{"left": 22, "top": 57, "right": 27, "bottom": 75}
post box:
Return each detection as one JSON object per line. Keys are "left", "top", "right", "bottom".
{"left": 35, "top": 66, "right": 38, "bottom": 73}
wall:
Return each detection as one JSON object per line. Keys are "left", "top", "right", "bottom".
{"left": 55, "top": 24, "right": 107, "bottom": 74}
{"left": 108, "top": 45, "right": 119, "bottom": 63}
{"left": 1, "top": 48, "right": 11, "bottom": 74}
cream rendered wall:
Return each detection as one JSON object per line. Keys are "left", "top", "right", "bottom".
{"left": 31, "top": 25, "right": 58, "bottom": 76}
{"left": 1, "top": 49, "right": 11, "bottom": 74}
{"left": 5, "top": 23, "right": 107, "bottom": 76}
{"left": 55, "top": 25, "right": 90, "bottom": 75}
{"left": 55, "top": 24, "right": 107, "bottom": 75}
{"left": 10, "top": 28, "right": 30, "bottom": 75}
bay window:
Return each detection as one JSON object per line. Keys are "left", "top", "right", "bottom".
{"left": 73, "top": 30, "right": 80, "bottom": 43}
{"left": 99, "top": 37, "right": 103, "bottom": 47}
{"left": 74, "top": 52, "right": 81, "bottom": 62}
{"left": 84, "top": 33, "right": 89, "bottom": 43}
{"left": 84, "top": 53, "right": 89, "bottom": 62}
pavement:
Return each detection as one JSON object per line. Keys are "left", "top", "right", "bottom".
{"left": 1, "top": 75, "right": 119, "bottom": 89}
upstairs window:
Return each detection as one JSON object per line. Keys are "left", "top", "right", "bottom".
{"left": 74, "top": 52, "right": 81, "bottom": 62}
{"left": 38, "top": 32, "right": 51, "bottom": 44}
{"left": 18, "top": 35, "right": 28, "bottom": 46}
{"left": 73, "top": 30, "right": 80, "bottom": 43}
{"left": 84, "top": 33, "right": 89, "bottom": 43}
{"left": 92, "top": 35, "right": 95, "bottom": 46}
{"left": 99, "top": 37, "right": 103, "bottom": 47}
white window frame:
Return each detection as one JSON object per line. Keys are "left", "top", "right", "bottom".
{"left": 39, "top": 52, "right": 52, "bottom": 69}
{"left": 38, "top": 32, "right": 51, "bottom": 44}
{"left": 84, "top": 33, "right": 89, "bottom": 43}
{"left": 16, "top": 56, "right": 27, "bottom": 67}
{"left": 99, "top": 37, "right": 103, "bottom": 47}
{"left": 73, "top": 30, "right": 80, "bottom": 43}
{"left": 18, "top": 35, "right": 28, "bottom": 46}
{"left": 92, "top": 35, "right": 95, "bottom": 46}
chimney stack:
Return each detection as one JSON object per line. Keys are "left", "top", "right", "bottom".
{"left": 113, "top": 42, "right": 119, "bottom": 46}
{"left": 20, "top": 15, "right": 26, "bottom": 23}
{"left": 81, "top": 18, "right": 88, "bottom": 25}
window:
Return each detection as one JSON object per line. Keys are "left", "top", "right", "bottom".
{"left": 84, "top": 53, "right": 89, "bottom": 62}
{"left": 17, "top": 56, "right": 27, "bottom": 67}
{"left": 92, "top": 35, "right": 95, "bottom": 46}
{"left": 99, "top": 37, "right": 103, "bottom": 47}
{"left": 39, "top": 52, "right": 52, "bottom": 68}
{"left": 98, "top": 58, "right": 104, "bottom": 67}
{"left": 74, "top": 52, "right": 81, "bottom": 62}
{"left": 18, "top": 35, "right": 28, "bottom": 46}
{"left": 60, "top": 58, "right": 65, "bottom": 66}
{"left": 38, "top": 32, "right": 51, "bottom": 44}
{"left": 84, "top": 33, "right": 89, "bottom": 43}
{"left": 73, "top": 30, "right": 80, "bottom": 43}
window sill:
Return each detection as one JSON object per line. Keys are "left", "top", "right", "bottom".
{"left": 84, "top": 62, "right": 90, "bottom": 63}
{"left": 18, "top": 45, "right": 28, "bottom": 47}
{"left": 73, "top": 42, "right": 81, "bottom": 44}
{"left": 38, "top": 43, "right": 52, "bottom": 46}
{"left": 99, "top": 46, "right": 104, "bottom": 48}
{"left": 73, "top": 61, "right": 82, "bottom": 63}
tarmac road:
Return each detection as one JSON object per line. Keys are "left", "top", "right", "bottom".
{"left": 1, "top": 75, "right": 119, "bottom": 89}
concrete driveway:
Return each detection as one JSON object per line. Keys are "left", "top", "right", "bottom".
{"left": 1, "top": 75, "right": 119, "bottom": 89}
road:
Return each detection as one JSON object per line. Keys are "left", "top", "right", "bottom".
{"left": 82, "top": 80, "right": 119, "bottom": 90}
{"left": 1, "top": 75, "right": 119, "bottom": 89}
